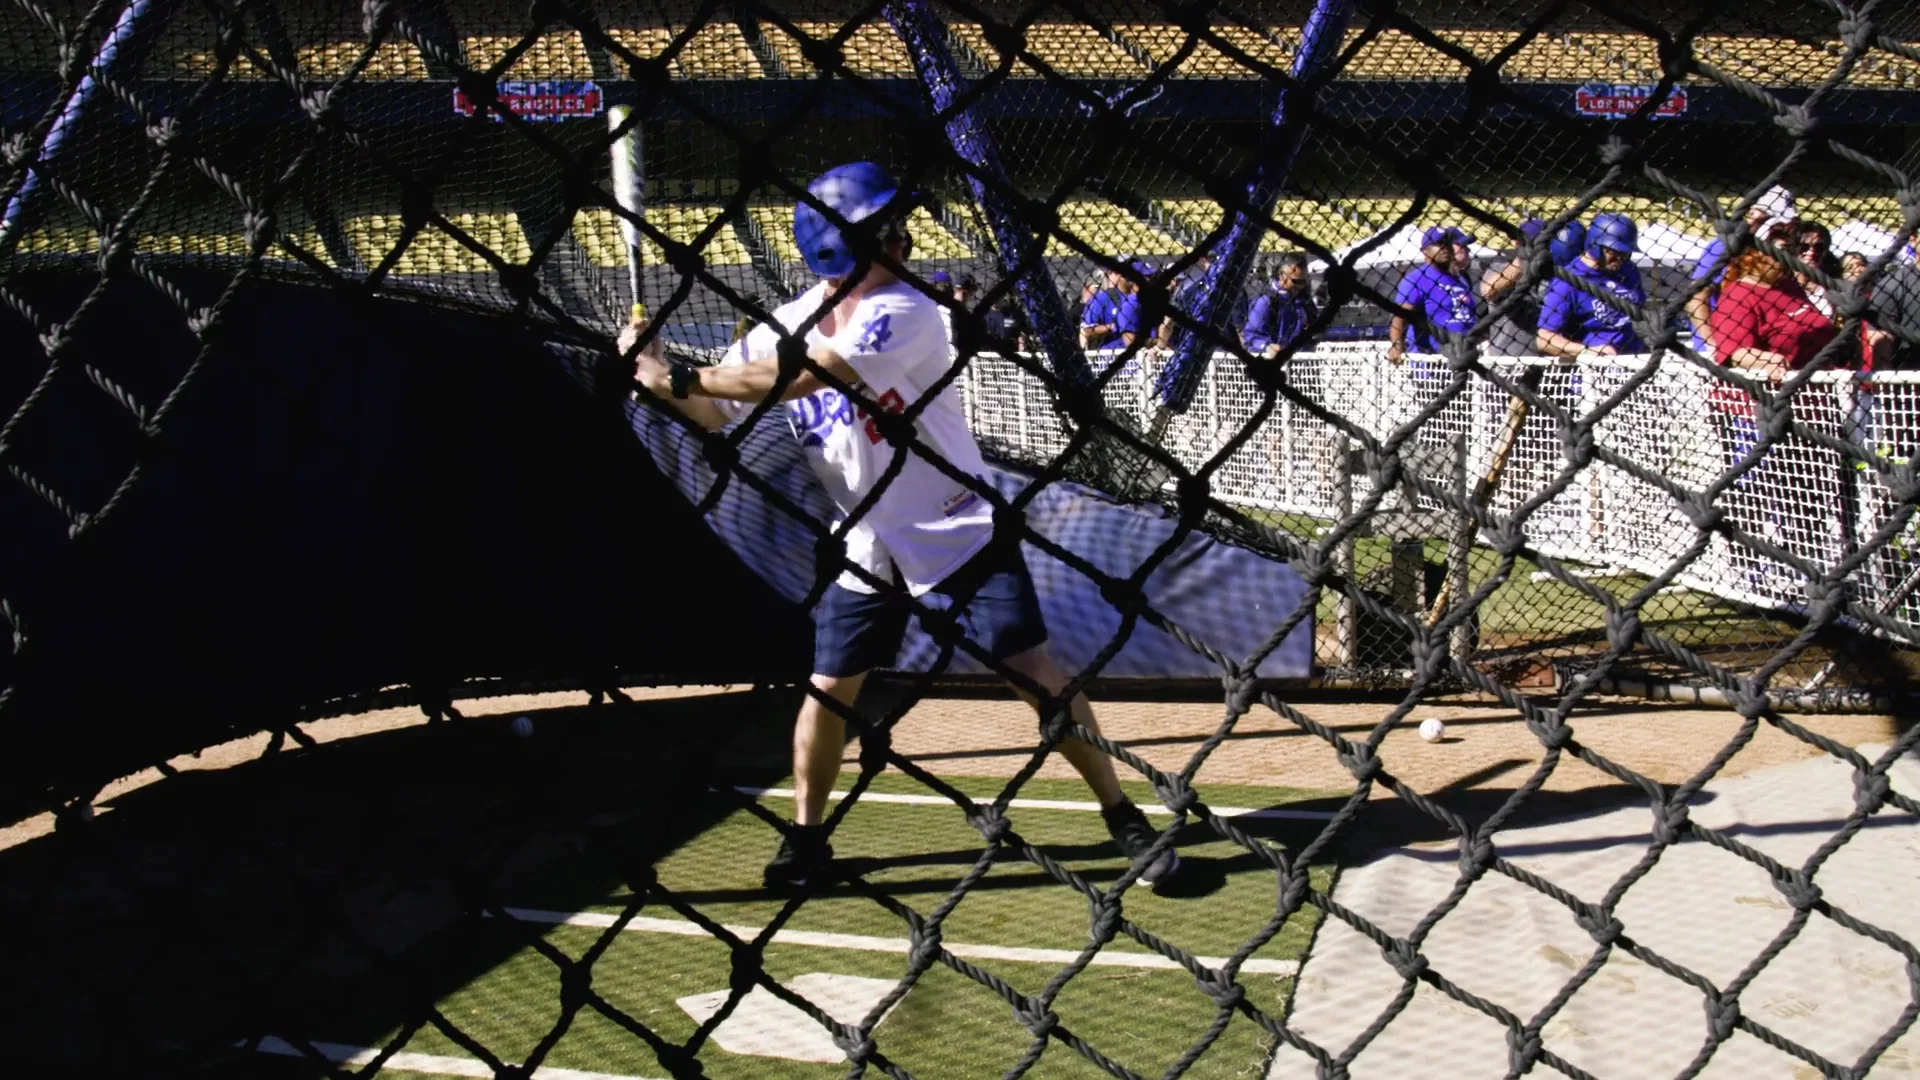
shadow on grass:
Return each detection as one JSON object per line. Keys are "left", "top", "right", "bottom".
{"left": 0, "top": 687, "right": 804, "bottom": 1075}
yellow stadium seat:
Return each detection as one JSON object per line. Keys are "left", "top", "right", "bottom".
{"left": 298, "top": 41, "right": 429, "bottom": 81}
{"left": 1340, "top": 28, "right": 1470, "bottom": 81}
{"left": 463, "top": 32, "right": 595, "bottom": 79}
{"left": 574, "top": 205, "right": 754, "bottom": 268}
{"left": 763, "top": 21, "right": 918, "bottom": 77}
{"left": 1044, "top": 200, "right": 1184, "bottom": 258}
{"left": 608, "top": 24, "right": 758, "bottom": 79}
{"left": 747, "top": 205, "right": 801, "bottom": 262}
{"left": 348, "top": 212, "right": 531, "bottom": 275}
{"left": 948, "top": 23, "right": 1143, "bottom": 78}
{"left": 573, "top": 208, "right": 667, "bottom": 267}
{"left": 907, "top": 207, "right": 973, "bottom": 260}
{"left": 1118, "top": 23, "right": 1290, "bottom": 78}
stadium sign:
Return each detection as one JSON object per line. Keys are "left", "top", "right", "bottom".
{"left": 1573, "top": 83, "right": 1688, "bottom": 120}
{"left": 452, "top": 80, "right": 604, "bottom": 122}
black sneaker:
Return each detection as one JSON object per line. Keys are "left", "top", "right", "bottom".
{"left": 763, "top": 825, "right": 834, "bottom": 892}
{"left": 1101, "top": 801, "right": 1182, "bottom": 892}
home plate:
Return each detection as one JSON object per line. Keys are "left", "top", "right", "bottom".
{"left": 677, "top": 972, "right": 901, "bottom": 1062}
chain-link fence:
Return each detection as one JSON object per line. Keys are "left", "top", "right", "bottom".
{"left": 4, "top": 0, "right": 1920, "bottom": 1076}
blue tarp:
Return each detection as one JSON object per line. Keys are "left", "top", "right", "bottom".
{"left": 626, "top": 400, "right": 1315, "bottom": 680}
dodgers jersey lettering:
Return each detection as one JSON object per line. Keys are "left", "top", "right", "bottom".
{"left": 719, "top": 281, "right": 997, "bottom": 594}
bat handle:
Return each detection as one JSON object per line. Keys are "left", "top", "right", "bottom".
{"left": 630, "top": 303, "right": 647, "bottom": 327}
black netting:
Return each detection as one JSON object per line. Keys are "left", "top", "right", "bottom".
{"left": 4, "top": 0, "right": 1920, "bottom": 1077}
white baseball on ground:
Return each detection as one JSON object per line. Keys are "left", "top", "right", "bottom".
{"left": 510, "top": 715, "right": 534, "bottom": 738}
{"left": 1418, "top": 717, "right": 1446, "bottom": 743}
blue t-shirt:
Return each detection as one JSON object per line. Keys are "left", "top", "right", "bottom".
{"left": 1540, "top": 257, "right": 1646, "bottom": 352}
{"left": 1242, "top": 288, "right": 1319, "bottom": 355}
{"left": 1081, "top": 289, "right": 1119, "bottom": 332}
{"left": 1688, "top": 238, "right": 1732, "bottom": 351}
{"left": 1393, "top": 264, "right": 1478, "bottom": 352}
{"left": 1114, "top": 292, "right": 1144, "bottom": 340}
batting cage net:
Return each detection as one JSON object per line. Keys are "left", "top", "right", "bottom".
{"left": 3, "top": 0, "right": 1920, "bottom": 1076}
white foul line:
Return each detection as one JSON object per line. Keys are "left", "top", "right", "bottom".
{"left": 501, "top": 907, "right": 1301, "bottom": 977}
{"left": 250, "top": 1035, "right": 661, "bottom": 1080}
{"left": 727, "top": 786, "right": 1337, "bottom": 822}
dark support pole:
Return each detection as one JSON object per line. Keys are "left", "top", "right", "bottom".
{"left": 1153, "top": 0, "right": 1357, "bottom": 414}
{"left": 887, "top": 0, "right": 1167, "bottom": 496}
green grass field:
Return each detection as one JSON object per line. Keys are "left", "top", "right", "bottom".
{"left": 251, "top": 772, "right": 1342, "bottom": 1080}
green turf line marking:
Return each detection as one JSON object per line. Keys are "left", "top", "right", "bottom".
{"left": 500, "top": 907, "right": 1302, "bottom": 976}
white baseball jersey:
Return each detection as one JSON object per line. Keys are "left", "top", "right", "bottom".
{"left": 717, "top": 280, "right": 996, "bottom": 594}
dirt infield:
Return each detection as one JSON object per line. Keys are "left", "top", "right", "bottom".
{"left": 880, "top": 693, "right": 1901, "bottom": 795}
{"left": 8, "top": 685, "right": 1894, "bottom": 856}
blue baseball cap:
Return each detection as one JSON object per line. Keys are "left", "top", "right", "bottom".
{"left": 1130, "top": 259, "right": 1155, "bottom": 276}
{"left": 927, "top": 270, "right": 952, "bottom": 286}
{"left": 1518, "top": 218, "right": 1545, "bottom": 240}
{"left": 1422, "top": 225, "right": 1473, "bottom": 249}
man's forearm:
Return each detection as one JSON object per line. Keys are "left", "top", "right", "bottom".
{"left": 1685, "top": 292, "right": 1713, "bottom": 346}
{"left": 1534, "top": 329, "right": 1583, "bottom": 358}
{"left": 690, "top": 345, "right": 838, "bottom": 403}
{"left": 1388, "top": 316, "right": 1407, "bottom": 347}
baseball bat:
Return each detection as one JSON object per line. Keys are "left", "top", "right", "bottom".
{"left": 608, "top": 104, "right": 647, "bottom": 327}
{"left": 1424, "top": 363, "right": 1547, "bottom": 627}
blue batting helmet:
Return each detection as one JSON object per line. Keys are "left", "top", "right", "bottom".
{"left": 793, "top": 162, "right": 901, "bottom": 278}
{"left": 1548, "top": 221, "right": 1587, "bottom": 266}
{"left": 1586, "top": 213, "right": 1638, "bottom": 257}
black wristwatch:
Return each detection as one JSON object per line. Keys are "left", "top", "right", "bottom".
{"left": 668, "top": 362, "right": 697, "bottom": 400}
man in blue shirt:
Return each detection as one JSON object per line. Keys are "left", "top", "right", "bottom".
{"left": 1113, "top": 260, "right": 1154, "bottom": 347}
{"left": 1387, "top": 226, "right": 1479, "bottom": 363}
{"left": 1079, "top": 264, "right": 1127, "bottom": 349}
{"left": 1686, "top": 184, "right": 1792, "bottom": 355}
{"left": 1242, "top": 252, "right": 1319, "bottom": 359}
{"left": 1536, "top": 213, "right": 1647, "bottom": 358}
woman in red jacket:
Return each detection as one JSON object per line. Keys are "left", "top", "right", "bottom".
{"left": 1704, "top": 221, "right": 1840, "bottom": 598}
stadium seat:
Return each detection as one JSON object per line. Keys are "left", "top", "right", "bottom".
{"left": 573, "top": 205, "right": 752, "bottom": 268}
{"left": 1118, "top": 23, "right": 1293, "bottom": 78}
{"left": 1156, "top": 198, "right": 1361, "bottom": 253}
{"left": 907, "top": 207, "right": 973, "bottom": 260}
{"left": 761, "top": 21, "right": 918, "bottom": 77}
{"left": 608, "top": 24, "right": 760, "bottom": 79}
{"left": 948, "top": 23, "right": 1145, "bottom": 78}
{"left": 298, "top": 41, "right": 431, "bottom": 81}
{"left": 1341, "top": 29, "right": 1471, "bottom": 81}
{"left": 463, "top": 32, "right": 595, "bottom": 79}
{"left": 1045, "top": 199, "right": 1185, "bottom": 258}
{"left": 347, "top": 212, "right": 531, "bottom": 275}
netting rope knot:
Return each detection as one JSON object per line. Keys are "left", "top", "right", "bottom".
{"left": 1704, "top": 993, "right": 1741, "bottom": 1041}
{"left": 1682, "top": 494, "right": 1725, "bottom": 532}
{"left": 1774, "top": 104, "right": 1818, "bottom": 140}
{"left": 1013, "top": 996, "right": 1059, "bottom": 1038}
{"left": 1491, "top": 518, "right": 1528, "bottom": 558}
{"left": 727, "top": 943, "right": 763, "bottom": 995}
{"left": 2, "top": 131, "right": 29, "bottom": 168}
{"left": 968, "top": 804, "right": 1011, "bottom": 845}
{"left": 1194, "top": 968, "right": 1245, "bottom": 1009}
{"left": 1561, "top": 420, "right": 1596, "bottom": 468}
{"left": 300, "top": 89, "right": 336, "bottom": 127}
{"left": 1457, "top": 834, "right": 1495, "bottom": 881}
{"left": 1153, "top": 775, "right": 1198, "bottom": 818}
{"left": 1652, "top": 800, "right": 1692, "bottom": 845}
{"left": 832, "top": 1024, "right": 877, "bottom": 1064}
{"left": 1775, "top": 872, "right": 1823, "bottom": 911}
{"left": 144, "top": 117, "right": 179, "bottom": 150}
{"left": 1336, "top": 742, "right": 1382, "bottom": 784}
{"left": 1382, "top": 940, "right": 1428, "bottom": 980}
{"left": 1606, "top": 609, "right": 1643, "bottom": 652}
{"left": 1576, "top": 903, "right": 1625, "bottom": 946}
{"left": 1598, "top": 135, "right": 1633, "bottom": 167}
{"left": 361, "top": 0, "right": 393, "bottom": 37}
{"left": 1507, "top": 1026, "right": 1545, "bottom": 1074}
{"left": 1528, "top": 711, "right": 1574, "bottom": 745}
{"left": 1088, "top": 895, "right": 1122, "bottom": 941}
{"left": 906, "top": 922, "right": 943, "bottom": 969}
{"left": 1855, "top": 769, "right": 1892, "bottom": 816}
